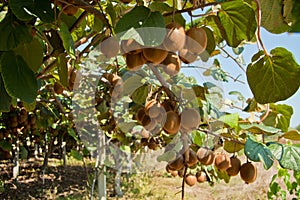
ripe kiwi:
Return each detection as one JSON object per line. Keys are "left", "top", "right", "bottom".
{"left": 54, "top": 82, "right": 64, "bottom": 94}
{"left": 163, "top": 22, "right": 186, "bottom": 52}
{"left": 196, "top": 171, "right": 207, "bottom": 183}
{"left": 186, "top": 149, "right": 198, "bottom": 167}
{"left": 121, "top": 39, "right": 142, "bottom": 55}
{"left": 179, "top": 48, "right": 198, "bottom": 64}
{"left": 100, "top": 37, "right": 120, "bottom": 58}
{"left": 240, "top": 162, "right": 257, "bottom": 184}
{"left": 136, "top": 108, "right": 146, "bottom": 123}
{"left": 161, "top": 99, "right": 176, "bottom": 112}
{"left": 185, "top": 27, "right": 207, "bottom": 54}
{"left": 145, "top": 99, "right": 162, "bottom": 119}
{"left": 185, "top": 174, "right": 197, "bottom": 187}
{"left": 180, "top": 107, "right": 201, "bottom": 131}
{"left": 166, "top": 165, "right": 178, "bottom": 177}
{"left": 226, "top": 156, "right": 241, "bottom": 176}
{"left": 126, "top": 52, "right": 146, "bottom": 71}
{"left": 214, "top": 153, "right": 231, "bottom": 171}
{"left": 142, "top": 47, "right": 168, "bottom": 65}
{"left": 63, "top": 5, "right": 78, "bottom": 16}
{"left": 197, "top": 147, "right": 215, "bottom": 165}
{"left": 161, "top": 52, "right": 181, "bottom": 76}
{"left": 168, "top": 154, "right": 185, "bottom": 171}
{"left": 163, "top": 111, "right": 180, "bottom": 135}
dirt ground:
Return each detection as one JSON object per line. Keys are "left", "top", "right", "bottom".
{"left": 0, "top": 157, "right": 285, "bottom": 200}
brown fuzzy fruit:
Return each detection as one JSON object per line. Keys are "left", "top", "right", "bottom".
{"left": 168, "top": 154, "right": 185, "bottom": 171}
{"left": 185, "top": 174, "right": 197, "bottom": 186}
{"left": 163, "top": 22, "right": 186, "bottom": 52}
{"left": 126, "top": 52, "right": 146, "bottom": 71}
{"left": 214, "top": 153, "right": 231, "bottom": 171}
{"left": 163, "top": 111, "right": 180, "bottom": 135}
{"left": 240, "top": 162, "right": 257, "bottom": 184}
{"left": 145, "top": 100, "right": 163, "bottom": 119}
{"left": 186, "top": 149, "right": 198, "bottom": 167}
{"left": 196, "top": 171, "right": 207, "bottom": 183}
{"left": 197, "top": 147, "right": 215, "bottom": 165}
{"left": 162, "top": 52, "right": 181, "bottom": 76}
{"left": 226, "top": 156, "right": 241, "bottom": 176}
{"left": 100, "top": 37, "right": 120, "bottom": 58}
{"left": 185, "top": 27, "right": 207, "bottom": 54}
{"left": 121, "top": 39, "right": 142, "bottom": 55}
{"left": 136, "top": 108, "right": 146, "bottom": 123}
{"left": 54, "top": 82, "right": 64, "bottom": 94}
{"left": 63, "top": 5, "right": 78, "bottom": 16}
{"left": 180, "top": 107, "right": 201, "bottom": 131}
{"left": 142, "top": 47, "right": 168, "bottom": 64}
{"left": 179, "top": 48, "right": 198, "bottom": 64}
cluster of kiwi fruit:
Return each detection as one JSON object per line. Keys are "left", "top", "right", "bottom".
{"left": 166, "top": 146, "right": 257, "bottom": 186}
{"left": 55, "top": 0, "right": 79, "bottom": 16}
{"left": 100, "top": 22, "right": 207, "bottom": 75}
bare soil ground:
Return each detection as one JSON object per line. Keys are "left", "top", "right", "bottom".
{"left": 0, "top": 157, "right": 279, "bottom": 200}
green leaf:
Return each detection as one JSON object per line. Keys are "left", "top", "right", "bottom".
{"left": 9, "top": 0, "right": 55, "bottom": 22}
{"left": 244, "top": 136, "right": 274, "bottom": 169}
{"left": 239, "top": 123, "right": 281, "bottom": 135}
{"left": 58, "top": 22, "right": 75, "bottom": 59}
{"left": 199, "top": 26, "right": 216, "bottom": 62}
{"left": 223, "top": 140, "right": 244, "bottom": 153}
{"left": 280, "top": 130, "right": 300, "bottom": 141}
{"left": 217, "top": 1, "right": 257, "bottom": 47}
{"left": 262, "top": 104, "right": 293, "bottom": 132}
{"left": 68, "top": 128, "right": 79, "bottom": 142}
{"left": 247, "top": 48, "right": 300, "bottom": 104}
{"left": 219, "top": 113, "right": 239, "bottom": 129}
{"left": 157, "top": 150, "right": 176, "bottom": 162}
{"left": 191, "top": 130, "right": 205, "bottom": 147}
{"left": 290, "top": 0, "right": 300, "bottom": 32}
{"left": 0, "top": 14, "right": 33, "bottom": 51}
{"left": 260, "top": 0, "right": 292, "bottom": 34}
{"left": 115, "top": 6, "right": 166, "bottom": 46}
{"left": 14, "top": 38, "right": 43, "bottom": 72}
{"left": 0, "top": 140, "right": 12, "bottom": 151}
{"left": 132, "top": 85, "right": 148, "bottom": 105}
{"left": 268, "top": 142, "right": 300, "bottom": 171}
{"left": 57, "top": 54, "right": 69, "bottom": 87}
{"left": 0, "top": 51, "right": 38, "bottom": 103}
{"left": 123, "top": 75, "right": 143, "bottom": 96}
{"left": 70, "top": 149, "right": 83, "bottom": 161}
{"left": 20, "top": 146, "right": 28, "bottom": 160}
{"left": 0, "top": 74, "right": 12, "bottom": 112}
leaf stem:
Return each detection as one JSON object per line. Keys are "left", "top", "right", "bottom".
{"left": 220, "top": 47, "right": 246, "bottom": 73}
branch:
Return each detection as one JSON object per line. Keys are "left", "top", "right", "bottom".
{"left": 163, "top": 2, "right": 220, "bottom": 17}
{"left": 220, "top": 47, "right": 246, "bottom": 73}
{"left": 181, "top": 166, "right": 187, "bottom": 200}
{"left": 259, "top": 103, "right": 270, "bottom": 123}
{"left": 69, "top": 11, "right": 88, "bottom": 33}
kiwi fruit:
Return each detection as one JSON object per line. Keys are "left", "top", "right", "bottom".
{"left": 196, "top": 171, "right": 207, "bottom": 183}
{"left": 240, "top": 162, "right": 257, "bottom": 184}
{"left": 186, "top": 149, "right": 198, "bottom": 167}
{"left": 121, "top": 39, "right": 142, "bottom": 55}
{"left": 161, "top": 52, "right": 181, "bottom": 76}
{"left": 185, "top": 27, "right": 207, "bottom": 54}
{"left": 63, "top": 5, "right": 78, "bottom": 16}
{"left": 185, "top": 174, "right": 197, "bottom": 187}
{"left": 142, "top": 47, "right": 168, "bottom": 64}
{"left": 136, "top": 108, "right": 146, "bottom": 123}
{"left": 197, "top": 147, "right": 215, "bottom": 165}
{"left": 100, "top": 37, "right": 120, "bottom": 58}
{"left": 226, "top": 156, "right": 241, "bottom": 176}
{"left": 166, "top": 165, "right": 178, "bottom": 177}
{"left": 145, "top": 100, "right": 163, "bottom": 119}
{"left": 180, "top": 107, "right": 201, "bottom": 131}
{"left": 214, "top": 153, "right": 231, "bottom": 171}
{"left": 163, "top": 111, "right": 180, "bottom": 135}
{"left": 126, "top": 52, "right": 146, "bottom": 71}
{"left": 161, "top": 99, "right": 176, "bottom": 112}
{"left": 168, "top": 154, "right": 185, "bottom": 171}
{"left": 163, "top": 22, "right": 186, "bottom": 52}
{"left": 147, "top": 138, "right": 158, "bottom": 150}
{"left": 54, "top": 82, "right": 64, "bottom": 94}
{"left": 179, "top": 48, "right": 198, "bottom": 64}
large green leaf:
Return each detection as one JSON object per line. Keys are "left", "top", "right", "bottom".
{"left": 280, "top": 130, "right": 300, "bottom": 141}
{"left": 290, "top": 0, "right": 300, "bottom": 32}
{"left": 262, "top": 104, "right": 293, "bottom": 132}
{"left": 0, "top": 13, "right": 33, "bottom": 51}
{"left": 0, "top": 73, "right": 12, "bottom": 112}
{"left": 57, "top": 54, "right": 69, "bottom": 87}
{"left": 247, "top": 48, "right": 300, "bottom": 104}
{"left": 115, "top": 6, "right": 166, "bottom": 46}
{"left": 223, "top": 140, "right": 244, "bottom": 153}
{"left": 0, "top": 51, "right": 38, "bottom": 103}
{"left": 239, "top": 123, "right": 281, "bottom": 135}
{"left": 219, "top": 113, "right": 239, "bottom": 129}
{"left": 217, "top": 1, "right": 257, "bottom": 47}
{"left": 244, "top": 136, "right": 274, "bottom": 169}
{"left": 58, "top": 22, "right": 75, "bottom": 59}
{"left": 261, "top": 0, "right": 293, "bottom": 34}
{"left": 9, "top": 0, "right": 55, "bottom": 22}
{"left": 14, "top": 38, "right": 43, "bottom": 72}
{"left": 267, "top": 142, "right": 300, "bottom": 171}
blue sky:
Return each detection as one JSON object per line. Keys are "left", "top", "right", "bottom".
{"left": 183, "top": 29, "right": 300, "bottom": 128}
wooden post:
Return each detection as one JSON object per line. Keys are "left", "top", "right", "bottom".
{"left": 97, "top": 131, "right": 106, "bottom": 200}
